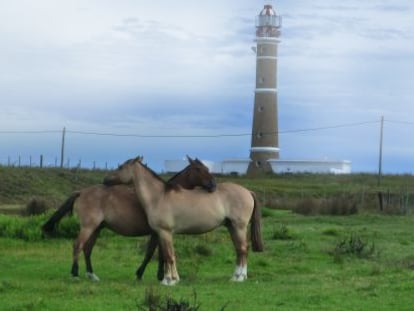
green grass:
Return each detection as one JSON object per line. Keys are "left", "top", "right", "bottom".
{"left": 0, "top": 166, "right": 107, "bottom": 206}
{"left": 2, "top": 167, "right": 414, "bottom": 309}
{"left": 2, "top": 165, "right": 414, "bottom": 208}
{"left": 2, "top": 210, "right": 414, "bottom": 310}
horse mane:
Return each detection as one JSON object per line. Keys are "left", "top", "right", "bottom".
{"left": 165, "top": 168, "right": 187, "bottom": 191}
{"left": 137, "top": 160, "right": 177, "bottom": 192}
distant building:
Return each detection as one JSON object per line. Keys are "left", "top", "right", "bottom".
{"left": 165, "top": 158, "right": 351, "bottom": 175}
{"left": 268, "top": 159, "right": 351, "bottom": 174}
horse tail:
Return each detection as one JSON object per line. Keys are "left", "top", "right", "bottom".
{"left": 41, "top": 191, "right": 81, "bottom": 234}
{"left": 250, "top": 191, "right": 264, "bottom": 252}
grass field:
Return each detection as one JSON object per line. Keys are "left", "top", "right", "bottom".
{"left": 2, "top": 209, "right": 414, "bottom": 310}
{"left": 2, "top": 167, "right": 414, "bottom": 310}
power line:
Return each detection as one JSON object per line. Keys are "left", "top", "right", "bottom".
{"left": 0, "top": 130, "right": 61, "bottom": 134}
{"left": 385, "top": 119, "right": 414, "bottom": 126}
{"left": 278, "top": 120, "right": 379, "bottom": 134}
{"left": 61, "top": 120, "right": 383, "bottom": 138}
{"left": 66, "top": 130, "right": 250, "bottom": 138}
{"left": 0, "top": 119, "right": 402, "bottom": 139}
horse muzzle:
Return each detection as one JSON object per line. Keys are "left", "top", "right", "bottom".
{"left": 206, "top": 180, "right": 217, "bottom": 192}
{"left": 103, "top": 176, "right": 120, "bottom": 186}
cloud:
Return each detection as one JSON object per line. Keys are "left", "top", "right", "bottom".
{"left": 1, "top": 1, "right": 414, "bottom": 173}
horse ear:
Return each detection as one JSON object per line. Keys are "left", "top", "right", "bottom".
{"left": 136, "top": 156, "right": 143, "bottom": 162}
{"left": 186, "top": 155, "right": 194, "bottom": 164}
{"left": 195, "top": 158, "right": 203, "bottom": 165}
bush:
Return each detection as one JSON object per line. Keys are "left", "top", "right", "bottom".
{"left": 272, "top": 224, "right": 295, "bottom": 240}
{"left": 0, "top": 213, "right": 79, "bottom": 241}
{"left": 322, "top": 194, "right": 358, "bottom": 216}
{"left": 137, "top": 287, "right": 204, "bottom": 311}
{"left": 293, "top": 194, "right": 358, "bottom": 216}
{"left": 330, "top": 233, "right": 378, "bottom": 263}
{"left": 54, "top": 216, "right": 79, "bottom": 238}
{"left": 23, "top": 198, "right": 48, "bottom": 216}
{"left": 293, "top": 197, "right": 321, "bottom": 216}
{"left": 0, "top": 214, "right": 44, "bottom": 241}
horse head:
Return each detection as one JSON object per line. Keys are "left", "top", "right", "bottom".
{"left": 184, "top": 155, "right": 216, "bottom": 192}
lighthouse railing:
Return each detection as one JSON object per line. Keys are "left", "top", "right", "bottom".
{"left": 255, "top": 15, "right": 281, "bottom": 28}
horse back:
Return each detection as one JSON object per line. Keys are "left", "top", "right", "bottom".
{"left": 75, "top": 184, "right": 151, "bottom": 236}
{"left": 156, "top": 182, "right": 254, "bottom": 234}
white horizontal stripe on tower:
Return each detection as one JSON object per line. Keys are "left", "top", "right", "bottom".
{"left": 255, "top": 38, "right": 279, "bottom": 44}
{"left": 250, "top": 147, "right": 280, "bottom": 153}
{"left": 257, "top": 56, "right": 277, "bottom": 60}
{"left": 255, "top": 88, "right": 277, "bottom": 93}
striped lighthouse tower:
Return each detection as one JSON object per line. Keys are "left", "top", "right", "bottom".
{"left": 247, "top": 4, "right": 281, "bottom": 175}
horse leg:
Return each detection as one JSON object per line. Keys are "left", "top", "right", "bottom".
{"left": 228, "top": 225, "right": 249, "bottom": 282}
{"left": 157, "top": 239, "right": 165, "bottom": 281}
{"left": 71, "top": 227, "right": 94, "bottom": 279}
{"left": 135, "top": 233, "right": 161, "bottom": 280}
{"left": 84, "top": 229, "right": 100, "bottom": 282}
{"left": 158, "top": 230, "right": 179, "bottom": 286}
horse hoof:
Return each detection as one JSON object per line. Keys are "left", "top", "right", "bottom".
{"left": 161, "top": 278, "right": 178, "bottom": 286}
{"left": 86, "top": 272, "right": 100, "bottom": 282}
{"left": 72, "top": 276, "right": 81, "bottom": 282}
{"left": 231, "top": 274, "right": 247, "bottom": 282}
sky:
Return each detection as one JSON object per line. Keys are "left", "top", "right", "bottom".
{"left": 1, "top": 0, "right": 413, "bottom": 173}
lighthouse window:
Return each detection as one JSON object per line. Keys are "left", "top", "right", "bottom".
{"left": 259, "top": 77, "right": 264, "bottom": 84}
{"left": 256, "top": 132, "right": 263, "bottom": 138}
{"left": 258, "top": 106, "right": 264, "bottom": 112}
{"left": 255, "top": 160, "right": 262, "bottom": 167}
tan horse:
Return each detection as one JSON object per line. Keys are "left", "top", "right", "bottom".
{"left": 42, "top": 156, "right": 216, "bottom": 281}
{"left": 103, "top": 157, "right": 263, "bottom": 285}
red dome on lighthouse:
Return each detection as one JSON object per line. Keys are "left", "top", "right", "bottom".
{"left": 256, "top": 4, "right": 281, "bottom": 38}
{"left": 259, "top": 5, "right": 277, "bottom": 16}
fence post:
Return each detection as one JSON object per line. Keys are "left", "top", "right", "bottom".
{"left": 40, "top": 155, "right": 43, "bottom": 168}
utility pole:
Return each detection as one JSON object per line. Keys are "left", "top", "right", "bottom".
{"left": 378, "top": 116, "right": 384, "bottom": 186}
{"left": 377, "top": 116, "right": 384, "bottom": 211}
{"left": 60, "top": 127, "right": 66, "bottom": 168}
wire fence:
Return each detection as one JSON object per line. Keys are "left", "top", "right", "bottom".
{"left": 0, "top": 117, "right": 413, "bottom": 172}
{"left": 0, "top": 155, "right": 110, "bottom": 170}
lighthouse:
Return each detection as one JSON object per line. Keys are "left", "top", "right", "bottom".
{"left": 247, "top": 4, "right": 281, "bottom": 175}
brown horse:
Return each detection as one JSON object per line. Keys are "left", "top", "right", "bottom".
{"left": 42, "top": 156, "right": 216, "bottom": 281}
{"left": 103, "top": 157, "right": 263, "bottom": 285}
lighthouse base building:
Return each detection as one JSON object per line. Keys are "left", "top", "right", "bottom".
{"left": 164, "top": 158, "right": 351, "bottom": 175}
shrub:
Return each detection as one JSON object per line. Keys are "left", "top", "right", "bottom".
{"left": 262, "top": 195, "right": 297, "bottom": 210}
{"left": 0, "top": 213, "right": 79, "bottom": 241}
{"left": 23, "top": 198, "right": 48, "bottom": 216}
{"left": 272, "top": 224, "right": 295, "bottom": 240}
{"left": 54, "top": 216, "right": 79, "bottom": 238}
{"left": 321, "top": 194, "right": 358, "bottom": 216}
{"left": 293, "top": 197, "right": 321, "bottom": 215}
{"left": 0, "top": 214, "right": 44, "bottom": 241}
{"left": 137, "top": 287, "right": 203, "bottom": 311}
{"left": 330, "top": 233, "right": 377, "bottom": 263}
{"left": 293, "top": 194, "right": 358, "bottom": 216}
